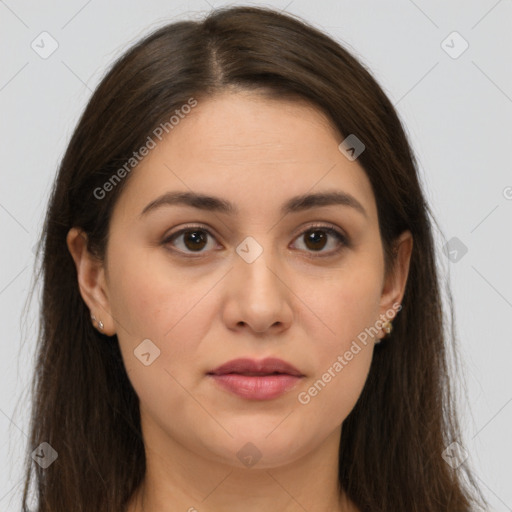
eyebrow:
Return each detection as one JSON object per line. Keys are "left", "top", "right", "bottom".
{"left": 139, "top": 190, "right": 368, "bottom": 219}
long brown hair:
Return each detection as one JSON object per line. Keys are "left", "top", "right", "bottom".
{"left": 21, "top": 5, "right": 487, "bottom": 511}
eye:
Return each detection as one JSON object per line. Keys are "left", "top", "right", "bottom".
{"left": 162, "top": 223, "right": 349, "bottom": 257}
{"left": 290, "top": 224, "right": 348, "bottom": 256}
{"left": 163, "top": 225, "right": 218, "bottom": 255}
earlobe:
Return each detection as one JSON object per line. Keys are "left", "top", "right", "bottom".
{"left": 66, "top": 227, "right": 116, "bottom": 336}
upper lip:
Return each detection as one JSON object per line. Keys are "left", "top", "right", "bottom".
{"left": 208, "top": 357, "right": 304, "bottom": 377}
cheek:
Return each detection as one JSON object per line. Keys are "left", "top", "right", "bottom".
{"left": 295, "top": 286, "right": 379, "bottom": 430}
{"left": 107, "top": 245, "right": 199, "bottom": 336}
{"left": 106, "top": 246, "right": 219, "bottom": 378}
{"left": 306, "top": 261, "right": 383, "bottom": 350}
{"left": 106, "top": 250, "right": 202, "bottom": 416}
{"left": 296, "top": 342, "right": 373, "bottom": 439}
{"left": 294, "top": 261, "right": 382, "bottom": 419}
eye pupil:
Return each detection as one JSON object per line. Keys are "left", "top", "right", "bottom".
{"left": 184, "top": 230, "right": 207, "bottom": 251}
{"left": 305, "top": 230, "right": 327, "bottom": 251}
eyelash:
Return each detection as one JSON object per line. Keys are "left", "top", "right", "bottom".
{"left": 162, "top": 223, "right": 349, "bottom": 259}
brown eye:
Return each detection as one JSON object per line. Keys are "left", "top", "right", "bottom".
{"left": 182, "top": 230, "right": 208, "bottom": 251}
{"left": 164, "top": 227, "right": 216, "bottom": 254}
{"left": 292, "top": 225, "right": 348, "bottom": 256}
{"left": 303, "top": 229, "right": 328, "bottom": 251}
{"left": 163, "top": 223, "right": 348, "bottom": 258}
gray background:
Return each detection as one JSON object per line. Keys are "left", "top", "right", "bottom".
{"left": 1, "top": 0, "right": 511, "bottom": 510}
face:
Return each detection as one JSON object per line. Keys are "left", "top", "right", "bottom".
{"left": 70, "top": 90, "right": 411, "bottom": 469}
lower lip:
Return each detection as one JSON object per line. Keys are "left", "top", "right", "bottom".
{"left": 208, "top": 373, "right": 302, "bottom": 400}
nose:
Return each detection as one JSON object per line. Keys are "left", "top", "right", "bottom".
{"left": 221, "top": 244, "right": 293, "bottom": 335}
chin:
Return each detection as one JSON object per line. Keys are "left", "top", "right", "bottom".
{"left": 202, "top": 425, "right": 312, "bottom": 469}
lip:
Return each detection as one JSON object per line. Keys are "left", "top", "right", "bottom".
{"left": 207, "top": 357, "right": 304, "bottom": 400}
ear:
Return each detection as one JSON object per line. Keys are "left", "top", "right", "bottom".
{"left": 66, "top": 227, "right": 116, "bottom": 336}
{"left": 377, "top": 230, "right": 413, "bottom": 340}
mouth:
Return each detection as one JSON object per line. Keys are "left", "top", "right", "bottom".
{"left": 207, "top": 357, "right": 304, "bottom": 377}
{"left": 206, "top": 357, "right": 304, "bottom": 400}
{"left": 217, "top": 371, "right": 291, "bottom": 376}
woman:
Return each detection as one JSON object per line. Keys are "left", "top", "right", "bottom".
{"left": 22, "top": 5, "right": 487, "bottom": 511}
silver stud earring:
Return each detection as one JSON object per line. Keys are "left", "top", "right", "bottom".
{"left": 91, "top": 313, "right": 104, "bottom": 331}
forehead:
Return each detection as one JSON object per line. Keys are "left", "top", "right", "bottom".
{"left": 161, "top": 91, "right": 346, "bottom": 169}
{"left": 112, "top": 91, "right": 378, "bottom": 223}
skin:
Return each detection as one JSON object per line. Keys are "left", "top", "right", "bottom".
{"left": 67, "top": 90, "right": 413, "bottom": 512}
